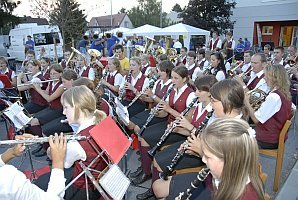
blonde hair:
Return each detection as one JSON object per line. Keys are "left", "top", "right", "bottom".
{"left": 264, "top": 64, "right": 291, "bottom": 100}
{"left": 201, "top": 118, "right": 264, "bottom": 200}
{"left": 61, "top": 85, "right": 106, "bottom": 124}
{"left": 130, "top": 57, "right": 142, "bottom": 70}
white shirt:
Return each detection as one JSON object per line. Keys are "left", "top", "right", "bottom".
{"left": 247, "top": 70, "right": 270, "bottom": 94}
{"left": 242, "top": 63, "right": 251, "bottom": 73}
{"left": 120, "top": 72, "right": 150, "bottom": 91}
{"left": 210, "top": 38, "right": 222, "bottom": 50}
{"left": 225, "top": 61, "right": 231, "bottom": 73}
{"left": 255, "top": 91, "right": 281, "bottom": 123}
{"left": 1, "top": 68, "right": 16, "bottom": 78}
{"left": 165, "top": 84, "right": 196, "bottom": 107}
{"left": 0, "top": 155, "right": 65, "bottom": 200}
{"left": 173, "top": 41, "right": 182, "bottom": 49}
{"left": 79, "top": 66, "right": 95, "bottom": 81}
{"left": 211, "top": 69, "right": 225, "bottom": 81}
{"left": 227, "top": 39, "right": 236, "bottom": 50}
{"left": 152, "top": 79, "right": 172, "bottom": 94}
{"left": 107, "top": 70, "right": 123, "bottom": 86}
{"left": 142, "top": 64, "right": 152, "bottom": 76}
{"left": 192, "top": 67, "right": 203, "bottom": 81}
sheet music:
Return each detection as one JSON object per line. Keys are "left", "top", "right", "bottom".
{"left": 3, "top": 102, "right": 32, "bottom": 129}
{"left": 99, "top": 164, "right": 130, "bottom": 200}
{"left": 115, "top": 98, "right": 129, "bottom": 126}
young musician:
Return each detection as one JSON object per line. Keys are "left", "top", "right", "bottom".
{"left": 272, "top": 46, "right": 285, "bottom": 66}
{"left": 153, "top": 79, "right": 249, "bottom": 199}
{"left": 220, "top": 49, "right": 231, "bottom": 73}
{"left": 167, "top": 119, "right": 264, "bottom": 200}
{"left": 245, "top": 64, "right": 292, "bottom": 149}
{"left": 29, "top": 64, "right": 64, "bottom": 156}
{"left": 210, "top": 52, "right": 226, "bottom": 81}
{"left": 0, "top": 133, "right": 67, "bottom": 199}
{"left": 140, "top": 54, "right": 153, "bottom": 76}
{"left": 17, "top": 59, "right": 48, "bottom": 114}
{"left": 100, "top": 57, "right": 124, "bottom": 95}
{"left": 132, "top": 66, "right": 195, "bottom": 188}
{"left": 0, "top": 57, "right": 16, "bottom": 87}
{"left": 176, "top": 47, "right": 187, "bottom": 66}
{"left": 119, "top": 57, "right": 150, "bottom": 117}
{"left": 129, "top": 60, "right": 174, "bottom": 135}
{"left": 185, "top": 51, "right": 198, "bottom": 81}
{"left": 209, "top": 31, "right": 222, "bottom": 52}
{"left": 35, "top": 86, "right": 107, "bottom": 200}
{"left": 76, "top": 54, "right": 95, "bottom": 81}
{"left": 40, "top": 57, "right": 51, "bottom": 80}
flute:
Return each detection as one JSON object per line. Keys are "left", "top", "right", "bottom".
{"left": 159, "top": 110, "right": 213, "bottom": 180}
{"left": 17, "top": 79, "right": 59, "bottom": 87}
{"left": 0, "top": 135, "right": 87, "bottom": 145}
{"left": 148, "top": 97, "right": 199, "bottom": 157}
{"left": 138, "top": 85, "right": 174, "bottom": 136}
{"left": 176, "top": 168, "right": 210, "bottom": 200}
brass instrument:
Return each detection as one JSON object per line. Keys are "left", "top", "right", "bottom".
{"left": 203, "top": 63, "right": 212, "bottom": 75}
{"left": 0, "top": 135, "right": 87, "bottom": 145}
{"left": 227, "top": 61, "right": 244, "bottom": 77}
{"left": 247, "top": 84, "right": 268, "bottom": 110}
{"left": 134, "top": 45, "right": 145, "bottom": 57}
{"left": 88, "top": 49, "right": 102, "bottom": 61}
{"left": 144, "top": 36, "right": 155, "bottom": 54}
{"left": 17, "top": 79, "right": 59, "bottom": 87}
{"left": 66, "top": 47, "right": 83, "bottom": 67}
{"left": 156, "top": 46, "right": 166, "bottom": 55}
{"left": 165, "top": 36, "right": 173, "bottom": 50}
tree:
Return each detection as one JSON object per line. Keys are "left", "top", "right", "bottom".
{"left": 118, "top": 8, "right": 126, "bottom": 14}
{"left": 0, "top": 0, "right": 20, "bottom": 34}
{"left": 172, "top": 3, "right": 182, "bottom": 12}
{"left": 181, "top": 0, "right": 236, "bottom": 33}
{"left": 124, "top": 0, "right": 169, "bottom": 28}
{"left": 30, "top": 0, "right": 87, "bottom": 49}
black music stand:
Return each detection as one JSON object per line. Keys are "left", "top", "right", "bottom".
{"left": 60, "top": 117, "right": 131, "bottom": 200}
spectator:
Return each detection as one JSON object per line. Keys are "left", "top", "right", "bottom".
{"left": 24, "top": 35, "right": 35, "bottom": 54}
{"left": 244, "top": 38, "right": 251, "bottom": 51}
{"left": 78, "top": 35, "right": 89, "bottom": 54}
{"left": 173, "top": 39, "right": 182, "bottom": 54}
{"left": 90, "top": 34, "right": 104, "bottom": 54}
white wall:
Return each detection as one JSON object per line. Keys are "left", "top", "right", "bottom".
{"left": 231, "top": 0, "right": 298, "bottom": 42}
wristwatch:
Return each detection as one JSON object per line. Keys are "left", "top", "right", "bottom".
{"left": 152, "top": 95, "right": 157, "bottom": 99}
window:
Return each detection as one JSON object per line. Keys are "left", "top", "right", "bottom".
{"left": 124, "top": 21, "right": 129, "bottom": 28}
{"left": 262, "top": 26, "right": 273, "bottom": 35}
{"left": 33, "top": 32, "right": 60, "bottom": 46}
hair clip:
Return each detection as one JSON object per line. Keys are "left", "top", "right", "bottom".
{"left": 247, "top": 127, "right": 256, "bottom": 138}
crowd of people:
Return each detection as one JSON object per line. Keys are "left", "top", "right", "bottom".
{"left": 0, "top": 29, "right": 297, "bottom": 200}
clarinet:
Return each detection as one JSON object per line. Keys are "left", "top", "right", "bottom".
{"left": 176, "top": 168, "right": 210, "bottom": 200}
{"left": 126, "top": 78, "right": 155, "bottom": 109}
{"left": 138, "top": 85, "right": 174, "bottom": 136}
{"left": 159, "top": 110, "right": 213, "bottom": 180}
{"left": 118, "top": 70, "right": 132, "bottom": 100}
{"left": 148, "top": 97, "right": 198, "bottom": 157}
{"left": 94, "top": 68, "right": 109, "bottom": 93}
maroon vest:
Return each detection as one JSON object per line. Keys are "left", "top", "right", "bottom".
{"left": 43, "top": 69, "right": 50, "bottom": 80}
{"left": 30, "top": 74, "right": 48, "bottom": 106}
{"left": 107, "top": 72, "right": 119, "bottom": 86}
{"left": 60, "top": 59, "right": 67, "bottom": 69}
{"left": 99, "top": 98, "right": 110, "bottom": 116}
{"left": 227, "top": 40, "right": 233, "bottom": 54}
{"left": 154, "top": 80, "right": 171, "bottom": 106}
{"left": 168, "top": 86, "right": 193, "bottom": 123}
{"left": 198, "top": 59, "right": 206, "bottom": 70}
{"left": 141, "top": 64, "right": 150, "bottom": 74}
{"left": 73, "top": 125, "right": 107, "bottom": 189}
{"left": 48, "top": 81, "right": 63, "bottom": 109}
{"left": 209, "top": 38, "right": 219, "bottom": 50}
{"left": 256, "top": 90, "right": 292, "bottom": 144}
{"left": 80, "top": 66, "right": 91, "bottom": 78}
{"left": 188, "top": 63, "right": 198, "bottom": 77}
{"left": 191, "top": 107, "right": 208, "bottom": 128}
{"left": 125, "top": 74, "right": 146, "bottom": 101}
{"left": 247, "top": 73, "right": 265, "bottom": 90}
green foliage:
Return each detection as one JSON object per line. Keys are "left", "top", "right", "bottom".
{"left": 172, "top": 3, "right": 183, "bottom": 12}
{"left": 181, "top": 0, "right": 236, "bottom": 34}
{"left": 0, "top": 0, "right": 20, "bottom": 34}
{"left": 50, "top": 0, "right": 87, "bottom": 48}
{"left": 118, "top": 8, "right": 126, "bottom": 14}
{"left": 125, "top": 0, "right": 169, "bottom": 28}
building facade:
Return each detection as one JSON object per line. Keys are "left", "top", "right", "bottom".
{"left": 231, "top": 0, "right": 298, "bottom": 49}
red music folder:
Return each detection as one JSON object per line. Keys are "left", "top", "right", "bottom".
{"left": 0, "top": 74, "right": 12, "bottom": 88}
{"left": 89, "top": 116, "right": 131, "bottom": 164}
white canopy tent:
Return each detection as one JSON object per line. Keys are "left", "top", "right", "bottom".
{"left": 124, "top": 24, "right": 161, "bottom": 38}
{"left": 153, "top": 23, "right": 210, "bottom": 50}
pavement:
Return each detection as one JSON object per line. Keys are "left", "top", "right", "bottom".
{"left": 1, "top": 110, "right": 298, "bottom": 199}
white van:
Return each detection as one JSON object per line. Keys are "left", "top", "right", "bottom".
{"left": 7, "top": 23, "right": 64, "bottom": 61}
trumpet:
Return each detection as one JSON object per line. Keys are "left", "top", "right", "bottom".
{"left": 0, "top": 135, "right": 87, "bottom": 145}
{"left": 227, "top": 61, "right": 244, "bottom": 77}
{"left": 17, "top": 79, "right": 59, "bottom": 87}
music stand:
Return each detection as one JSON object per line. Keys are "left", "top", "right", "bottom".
{"left": 60, "top": 116, "right": 131, "bottom": 200}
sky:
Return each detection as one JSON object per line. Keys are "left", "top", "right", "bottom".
{"left": 13, "top": 0, "right": 188, "bottom": 21}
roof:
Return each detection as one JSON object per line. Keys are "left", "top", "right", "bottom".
{"left": 19, "top": 16, "right": 49, "bottom": 25}
{"left": 90, "top": 13, "right": 127, "bottom": 28}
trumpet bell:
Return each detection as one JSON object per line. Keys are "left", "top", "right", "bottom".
{"left": 88, "top": 49, "right": 102, "bottom": 58}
